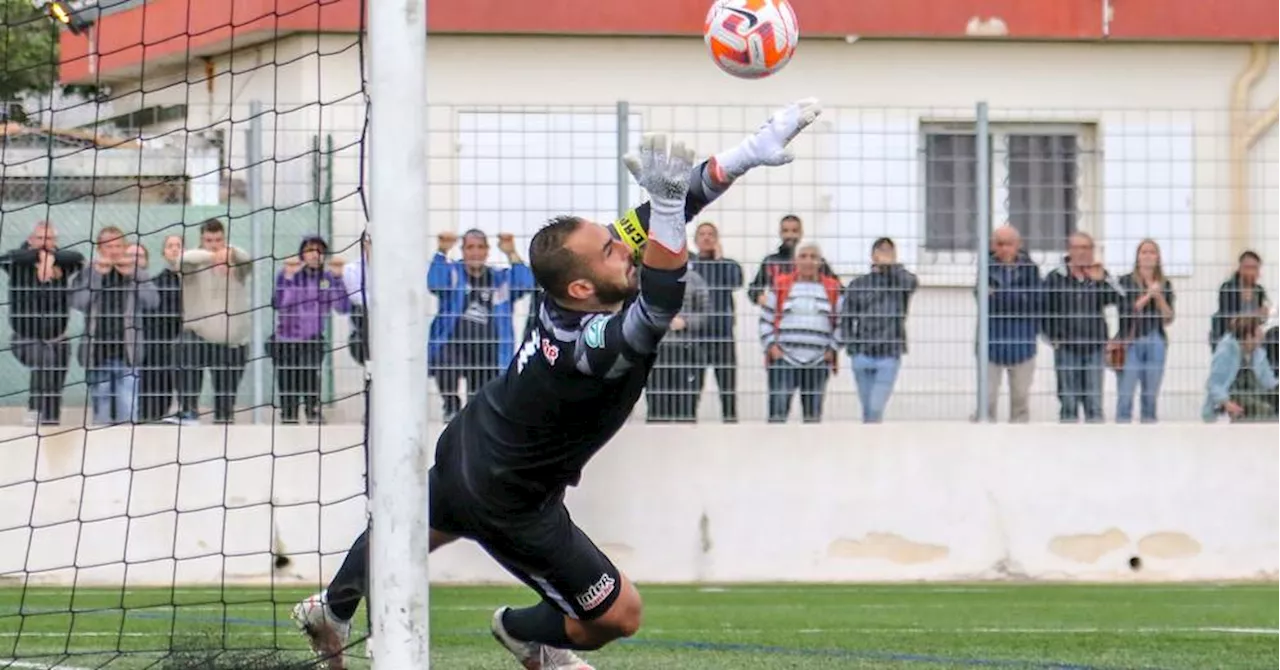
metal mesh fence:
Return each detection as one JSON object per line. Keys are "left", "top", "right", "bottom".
{"left": 1, "top": 101, "right": 1276, "bottom": 423}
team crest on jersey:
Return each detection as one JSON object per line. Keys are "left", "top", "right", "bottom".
{"left": 583, "top": 316, "right": 611, "bottom": 349}
{"left": 540, "top": 338, "right": 559, "bottom": 365}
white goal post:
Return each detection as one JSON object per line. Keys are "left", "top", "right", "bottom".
{"left": 367, "top": 0, "right": 432, "bottom": 667}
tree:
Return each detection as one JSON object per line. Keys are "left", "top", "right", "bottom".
{"left": 0, "top": 0, "right": 59, "bottom": 112}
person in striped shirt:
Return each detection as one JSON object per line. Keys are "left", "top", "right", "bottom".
{"left": 759, "top": 242, "right": 841, "bottom": 423}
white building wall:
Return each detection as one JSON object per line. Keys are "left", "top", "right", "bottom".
{"left": 105, "top": 36, "right": 1278, "bottom": 422}
{"left": 5, "top": 424, "right": 1275, "bottom": 586}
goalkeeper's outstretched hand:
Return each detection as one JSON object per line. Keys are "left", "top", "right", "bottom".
{"left": 622, "top": 133, "right": 696, "bottom": 255}
{"left": 711, "top": 97, "right": 823, "bottom": 183}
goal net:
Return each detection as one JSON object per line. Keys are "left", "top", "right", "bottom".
{"left": 1, "top": 0, "right": 375, "bottom": 667}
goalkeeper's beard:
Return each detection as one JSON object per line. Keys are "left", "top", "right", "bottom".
{"left": 590, "top": 267, "right": 639, "bottom": 307}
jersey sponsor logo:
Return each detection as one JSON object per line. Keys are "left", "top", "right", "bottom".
{"left": 575, "top": 572, "right": 617, "bottom": 612}
{"left": 583, "top": 316, "right": 610, "bottom": 349}
{"left": 540, "top": 338, "right": 559, "bottom": 365}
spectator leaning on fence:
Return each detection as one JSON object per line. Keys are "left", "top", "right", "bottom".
{"left": 0, "top": 221, "right": 84, "bottom": 426}
{"left": 746, "top": 214, "right": 837, "bottom": 307}
{"left": 178, "top": 218, "right": 252, "bottom": 425}
{"left": 689, "top": 221, "right": 744, "bottom": 423}
{"left": 760, "top": 242, "right": 841, "bottom": 424}
{"left": 270, "top": 235, "right": 351, "bottom": 425}
{"left": 646, "top": 256, "right": 709, "bottom": 423}
{"left": 71, "top": 230, "right": 158, "bottom": 425}
{"left": 1210, "top": 250, "right": 1270, "bottom": 351}
{"left": 343, "top": 232, "right": 371, "bottom": 367}
{"left": 1115, "top": 239, "right": 1175, "bottom": 424}
{"left": 428, "top": 229, "right": 535, "bottom": 422}
{"left": 1203, "top": 316, "right": 1278, "bottom": 423}
{"left": 1043, "top": 231, "right": 1123, "bottom": 423}
{"left": 840, "top": 237, "right": 917, "bottom": 424}
{"left": 979, "top": 225, "right": 1042, "bottom": 423}
{"left": 137, "top": 236, "right": 186, "bottom": 423}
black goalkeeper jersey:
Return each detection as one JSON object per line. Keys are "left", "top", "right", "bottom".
{"left": 435, "top": 162, "right": 722, "bottom": 513}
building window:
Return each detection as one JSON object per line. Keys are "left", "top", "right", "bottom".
{"left": 923, "top": 124, "right": 1088, "bottom": 254}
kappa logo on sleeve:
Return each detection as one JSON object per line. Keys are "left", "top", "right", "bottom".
{"left": 583, "top": 316, "right": 611, "bottom": 349}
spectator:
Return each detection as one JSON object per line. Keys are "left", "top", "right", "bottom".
{"left": 759, "top": 242, "right": 840, "bottom": 423}
{"left": 344, "top": 232, "right": 371, "bottom": 366}
{"left": 1, "top": 221, "right": 83, "bottom": 426}
{"left": 979, "top": 225, "right": 1042, "bottom": 423}
{"left": 71, "top": 229, "right": 158, "bottom": 425}
{"left": 646, "top": 259, "right": 709, "bottom": 423}
{"left": 841, "top": 237, "right": 917, "bottom": 423}
{"left": 137, "top": 238, "right": 186, "bottom": 423}
{"left": 1210, "top": 250, "right": 1270, "bottom": 350}
{"left": 178, "top": 218, "right": 252, "bottom": 424}
{"left": 746, "top": 214, "right": 836, "bottom": 307}
{"left": 1115, "top": 239, "right": 1175, "bottom": 423}
{"left": 1043, "top": 231, "right": 1123, "bottom": 423}
{"left": 689, "top": 222, "right": 744, "bottom": 422}
{"left": 270, "top": 235, "right": 351, "bottom": 424}
{"left": 1202, "top": 316, "right": 1278, "bottom": 422}
{"left": 428, "top": 229, "right": 534, "bottom": 422}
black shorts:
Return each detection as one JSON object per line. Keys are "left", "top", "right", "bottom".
{"left": 429, "top": 465, "right": 622, "bottom": 621}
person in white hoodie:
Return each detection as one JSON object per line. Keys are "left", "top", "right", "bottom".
{"left": 174, "top": 218, "right": 252, "bottom": 424}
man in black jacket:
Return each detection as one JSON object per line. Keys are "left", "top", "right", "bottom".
{"left": 841, "top": 237, "right": 918, "bottom": 423}
{"left": 1042, "top": 232, "right": 1123, "bottom": 422}
{"left": 689, "top": 222, "right": 743, "bottom": 422}
{"left": 745, "top": 214, "right": 837, "bottom": 307}
{"left": 0, "top": 221, "right": 84, "bottom": 425}
{"left": 138, "top": 236, "right": 186, "bottom": 423}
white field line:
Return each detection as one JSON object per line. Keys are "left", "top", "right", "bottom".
{"left": 1, "top": 661, "right": 97, "bottom": 670}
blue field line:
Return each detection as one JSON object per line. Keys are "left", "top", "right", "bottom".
{"left": 4, "top": 608, "right": 1173, "bottom": 670}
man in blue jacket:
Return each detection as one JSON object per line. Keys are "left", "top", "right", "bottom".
{"left": 981, "top": 226, "right": 1042, "bottom": 422}
{"left": 429, "top": 229, "right": 535, "bottom": 421}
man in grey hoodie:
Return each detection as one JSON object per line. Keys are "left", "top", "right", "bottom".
{"left": 71, "top": 229, "right": 158, "bottom": 425}
{"left": 646, "top": 260, "right": 710, "bottom": 421}
{"left": 176, "top": 218, "right": 253, "bottom": 424}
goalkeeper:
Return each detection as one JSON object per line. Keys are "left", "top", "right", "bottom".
{"left": 294, "top": 98, "right": 821, "bottom": 670}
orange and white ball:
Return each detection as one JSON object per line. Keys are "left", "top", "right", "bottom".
{"left": 704, "top": 0, "right": 799, "bottom": 79}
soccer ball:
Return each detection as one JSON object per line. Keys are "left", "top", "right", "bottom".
{"left": 703, "top": 0, "right": 799, "bottom": 79}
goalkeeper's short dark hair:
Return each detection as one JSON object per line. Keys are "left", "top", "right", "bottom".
{"left": 530, "top": 215, "right": 588, "bottom": 301}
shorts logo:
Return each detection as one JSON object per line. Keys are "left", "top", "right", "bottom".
{"left": 575, "top": 572, "right": 616, "bottom": 612}
{"left": 540, "top": 338, "right": 560, "bottom": 365}
{"left": 583, "top": 316, "right": 610, "bottom": 349}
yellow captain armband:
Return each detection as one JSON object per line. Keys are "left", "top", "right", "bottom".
{"left": 610, "top": 209, "right": 648, "bottom": 262}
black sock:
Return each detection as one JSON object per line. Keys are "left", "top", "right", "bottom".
{"left": 502, "top": 602, "right": 586, "bottom": 649}
{"left": 326, "top": 528, "right": 370, "bottom": 621}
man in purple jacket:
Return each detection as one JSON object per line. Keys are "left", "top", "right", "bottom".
{"left": 272, "top": 235, "right": 351, "bottom": 424}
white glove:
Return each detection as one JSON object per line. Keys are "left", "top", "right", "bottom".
{"left": 623, "top": 133, "right": 695, "bottom": 253}
{"left": 712, "top": 97, "right": 823, "bottom": 183}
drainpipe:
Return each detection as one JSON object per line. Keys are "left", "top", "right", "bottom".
{"left": 1229, "top": 44, "right": 1277, "bottom": 252}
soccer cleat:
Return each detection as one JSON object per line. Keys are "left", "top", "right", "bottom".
{"left": 292, "top": 591, "right": 352, "bottom": 670}
{"left": 490, "top": 607, "right": 595, "bottom": 670}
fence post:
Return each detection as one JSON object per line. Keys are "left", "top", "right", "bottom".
{"left": 616, "top": 100, "right": 630, "bottom": 219}
{"left": 246, "top": 100, "right": 268, "bottom": 424}
{"left": 975, "top": 101, "right": 992, "bottom": 422}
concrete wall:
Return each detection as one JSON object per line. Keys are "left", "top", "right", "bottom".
{"left": 87, "top": 37, "right": 1280, "bottom": 422}
{"left": 2, "top": 423, "right": 1274, "bottom": 587}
